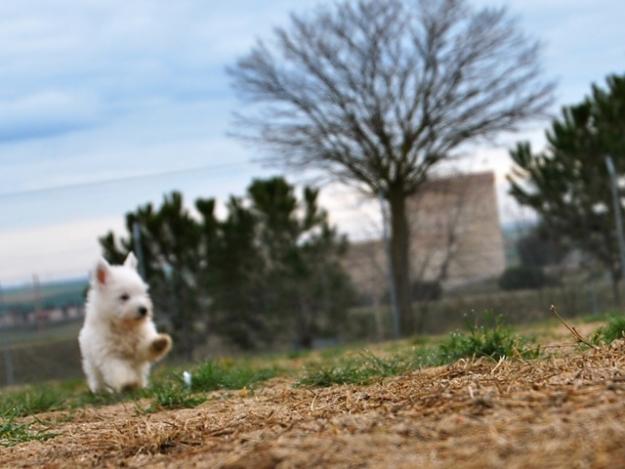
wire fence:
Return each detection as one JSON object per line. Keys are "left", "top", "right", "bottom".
{"left": 0, "top": 169, "right": 619, "bottom": 388}
{"left": 1, "top": 337, "right": 83, "bottom": 387}
{"left": 0, "top": 273, "right": 618, "bottom": 388}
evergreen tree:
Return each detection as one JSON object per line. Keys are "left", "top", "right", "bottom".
{"left": 99, "top": 177, "right": 355, "bottom": 353}
{"left": 516, "top": 223, "right": 568, "bottom": 270}
{"left": 246, "top": 178, "right": 355, "bottom": 348}
{"left": 509, "top": 75, "right": 625, "bottom": 301}
{"left": 207, "top": 195, "right": 269, "bottom": 349}
{"left": 100, "top": 192, "right": 207, "bottom": 359}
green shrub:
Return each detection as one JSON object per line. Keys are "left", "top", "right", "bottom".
{"left": 592, "top": 316, "right": 625, "bottom": 344}
{"left": 297, "top": 359, "right": 370, "bottom": 387}
{"left": 190, "top": 360, "right": 277, "bottom": 392}
{"left": 298, "top": 322, "right": 540, "bottom": 388}
{"left": 147, "top": 383, "right": 204, "bottom": 412}
{"left": 438, "top": 324, "right": 538, "bottom": 361}
{"left": 0, "top": 418, "right": 57, "bottom": 447}
{"left": 298, "top": 350, "right": 411, "bottom": 387}
{"left": 498, "top": 266, "right": 554, "bottom": 290}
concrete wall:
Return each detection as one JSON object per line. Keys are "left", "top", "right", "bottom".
{"left": 343, "top": 171, "right": 506, "bottom": 301}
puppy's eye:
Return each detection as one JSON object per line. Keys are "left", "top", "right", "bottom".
{"left": 119, "top": 293, "right": 130, "bottom": 302}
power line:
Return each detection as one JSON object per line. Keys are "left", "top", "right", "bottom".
{"left": 0, "top": 161, "right": 252, "bottom": 199}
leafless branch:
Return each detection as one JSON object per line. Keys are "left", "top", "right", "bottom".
{"left": 229, "top": 0, "right": 554, "bottom": 331}
{"left": 229, "top": 0, "right": 554, "bottom": 198}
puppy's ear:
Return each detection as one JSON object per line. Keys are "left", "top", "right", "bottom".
{"left": 124, "top": 252, "right": 138, "bottom": 270}
{"left": 94, "top": 257, "right": 111, "bottom": 287}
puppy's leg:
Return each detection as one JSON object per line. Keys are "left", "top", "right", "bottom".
{"left": 82, "top": 358, "right": 104, "bottom": 393}
{"left": 101, "top": 359, "right": 141, "bottom": 393}
{"left": 139, "top": 363, "right": 152, "bottom": 389}
{"left": 146, "top": 334, "right": 172, "bottom": 362}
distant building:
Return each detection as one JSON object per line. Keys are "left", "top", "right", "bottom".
{"left": 343, "top": 171, "right": 506, "bottom": 302}
{"left": 0, "top": 305, "right": 84, "bottom": 330}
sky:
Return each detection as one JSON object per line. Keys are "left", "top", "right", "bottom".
{"left": 0, "top": 0, "right": 623, "bottom": 286}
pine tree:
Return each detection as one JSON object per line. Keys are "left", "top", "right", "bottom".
{"left": 509, "top": 74, "right": 625, "bottom": 302}
{"left": 100, "top": 192, "right": 207, "bottom": 359}
{"left": 99, "top": 178, "right": 355, "bottom": 353}
{"left": 246, "top": 178, "right": 355, "bottom": 349}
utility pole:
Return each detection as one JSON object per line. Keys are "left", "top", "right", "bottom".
{"left": 0, "top": 282, "right": 4, "bottom": 325}
{"left": 379, "top": 191, "right": 401, "bottom": 339}
{"left": 605, "top": 155, "right": 625, "bottom": 285}
{"left": 132, "top": 221, "right": 146, "bottom": 279}
{"left": 33, "top": 274, "right": 44, "bottom": 330}
{"left": 0, "top": 283, "right": 12, "bottom": 386}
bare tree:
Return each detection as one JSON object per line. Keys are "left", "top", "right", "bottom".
{"left": 228, "top": 0, "right": 554, "bottom": 334}
{"left": 411, "top": 175, "right": 471, "bottom": 285}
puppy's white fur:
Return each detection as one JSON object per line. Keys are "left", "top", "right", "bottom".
{"left": 79, "top": 253, "right": 172, "bottom": 393}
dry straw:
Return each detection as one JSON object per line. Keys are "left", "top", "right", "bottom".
{"left": 3, "top": 338, "right": 625, "bottom": 467}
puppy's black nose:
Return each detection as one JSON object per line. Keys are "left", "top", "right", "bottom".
{"left": 138, "top": 306, "right": 148, "bottom": 317}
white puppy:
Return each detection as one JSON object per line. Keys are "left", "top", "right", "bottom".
{"left": 78, "top": 253, "right": 172, "bottom": 393}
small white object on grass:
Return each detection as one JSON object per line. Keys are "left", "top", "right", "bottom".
{"left": 183, "top": 371, "right": 192, "bottom": 388}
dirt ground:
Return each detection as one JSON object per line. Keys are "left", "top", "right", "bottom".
{"left": 2, "top": 334, "right": 625, "bottom": 469}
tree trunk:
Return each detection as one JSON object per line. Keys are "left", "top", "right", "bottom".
{"left": 296, "top": 296, "right": 313, "bottom": 349}
{"left": 172, "top": 272, "right": 194, "bottom": 362}
{"left": 388, "top": 190, "right": 414, "bottom": 335}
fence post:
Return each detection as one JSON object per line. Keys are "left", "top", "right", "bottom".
{"left": 132, "top": 221, "right": 146, "bottom": 279}
{"left": 605, "top": 155, "right": 625, "bottom": 306}
{"left": 3, "top": 348, "right": 15, "bottom": 386}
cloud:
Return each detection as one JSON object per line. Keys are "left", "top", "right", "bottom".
{"left": 0, "top": 0, "right": 623, "bottom": 284}
{"left": 0, "top": 132, "right": 265, "bottom": 232}
{"left": 0, "top": 91, "right": 102, "bottom": 142}
{"left": 0, "top": 97, "right": 251, "bottom": 197}
{"left": 0, "top": 216, "right": 124, "bottom": 285}
{"left": 0, "top": 0, "right": 322, "bottom": 145}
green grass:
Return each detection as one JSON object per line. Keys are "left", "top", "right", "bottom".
{"left": 579, "top": 311, "right": 617, "bottom": 324}
{"left": 0, "top": 357, "right": 279, "bottom": 424}
{"left": 297, "top": 360, "right": 369, "bottom": 387}
{"left": 0, "top": 386, "right": 64, "bottom": 418}
{"left": 318, "top": 345, "right": 348, "bottom": 360}
{"left": 0, "top": 383, "right": 148, "bottom": 420}
{"left": 0, "top": 418, "right": 57, "bottom": 447}
{"left": 286, "top": 349, "right": 311, "bottom": 360}
{"left": 0, "top": 322, "right": 548, "bottom": 420}
{"left": 70, "top": 388, "right": 145, "bottom": 409}
{"left": 592, "top": 315, "right": 625, "bottom": 344}
{"left": 190, "top": 360, "right": 278, "bottom": 392}
{"left": 297, "top": 351, "right": 402, "bottom": 387}
{"left": 144, "top": 383, "right": 205, "bottom": 412}
{"left": 438, "top": 324, "right": 539, "bottom": 362}
{"left": 298, "top": 324, "right": 538, "bottom": 387}
{"left": 298, "top": 348, "right": 433, "bottom": 387}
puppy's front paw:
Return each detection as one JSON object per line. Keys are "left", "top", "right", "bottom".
{"left": 150, "top": 334, "right": 172, "bottom": 360}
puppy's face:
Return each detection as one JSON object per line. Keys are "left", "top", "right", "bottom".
{"left": 92, "top": 253, "right": 153, "bottom": 323}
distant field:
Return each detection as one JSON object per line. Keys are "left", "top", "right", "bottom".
{"left": 0, "top": 320, "right": 82, "bottom": 348}
{"left": 0, "top": 321, "right": 84, "bottom": 386}
{"left": 1, "top": 278, "right": 87, "bottom": 309}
